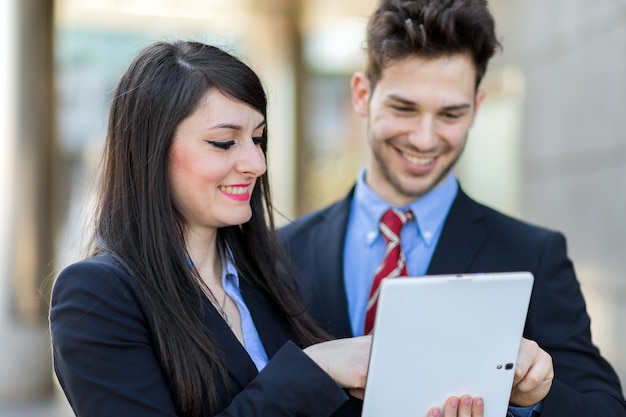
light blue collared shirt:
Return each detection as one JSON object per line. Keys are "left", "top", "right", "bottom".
{"left": 222, "top": 256, "right": 269, "bottom": 371}
{"left": 343, "top": 169, "right": 458, "bottom": 336}
{"left": 508, "top": 402, "right": 543, "bottom": 417}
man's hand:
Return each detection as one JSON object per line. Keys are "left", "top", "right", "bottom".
{"left": 510, "top": 338, "right": 554, "bottom": 407}
{"left": 428, "top": 395, "right": 484, "bottom": 417}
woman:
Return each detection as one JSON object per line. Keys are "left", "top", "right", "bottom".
{"left": 50, "top": 40, "right": 480, "bottom": 417}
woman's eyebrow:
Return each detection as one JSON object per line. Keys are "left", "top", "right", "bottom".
{"left": 209, "top": 120, "right": 266, "bottom": 131}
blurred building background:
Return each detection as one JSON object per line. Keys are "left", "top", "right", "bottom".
{"left": 0, "top": 0, "right": 624, "bottom": 414}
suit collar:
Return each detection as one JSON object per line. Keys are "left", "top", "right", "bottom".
{"left": 427, "top": 187, "right": 487, "bottom": 274}
{"left": 312, "top": 186, "right": 487, "bottom": 335}
{"left": 201, "top": 278, "right": 298, "bottom": 391}
{"left": 201, "top": 298, "right": 258, "bottom": 391}
{"left": 315, "top": 186, "right": 487, "bottom": 335}
{"left": 240, "top": 278, "right": 293, "bottom": 357}
{"left": 308, "top": 190, "right": 355, "bottom": 338}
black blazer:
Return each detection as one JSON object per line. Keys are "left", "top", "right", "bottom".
{"left": 279, "top": 186, "right": 626, "bottom": 417}
{"left": 50, "top": 252, "right": 353, "bottom": 416}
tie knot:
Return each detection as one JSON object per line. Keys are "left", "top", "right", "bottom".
{"left": 380, "top": 208, "right": 413, "bottom": 236}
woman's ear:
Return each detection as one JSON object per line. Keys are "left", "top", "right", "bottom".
{"left": 351, "top": 72, "right": 372, "bottom": 117}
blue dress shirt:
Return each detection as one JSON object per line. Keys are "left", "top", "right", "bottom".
{"left": 343, "top": 169, "right": 458, "bottom": 336}
{"left": 222, "top": 256, "right": 269, "bottom": 371}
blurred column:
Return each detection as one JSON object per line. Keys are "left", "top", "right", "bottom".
{"left": 0, "top": 0, "right": 57, "bottom": 402}
{"left": 244, "top": 0, "right": 306, "bottom": 220}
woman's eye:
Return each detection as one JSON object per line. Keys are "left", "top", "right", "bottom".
{"left": 252, "top": 136, "right": 266, "bottom": 146}
{"left": 206, "top": 140, "right": 235, "bottom": 150}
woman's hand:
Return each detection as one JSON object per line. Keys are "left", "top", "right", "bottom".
{"left": 428, "top": 395, "right": 484, "bottom": 417}
{"left": 303, "top": 335, "right": 372, "bottom": 397}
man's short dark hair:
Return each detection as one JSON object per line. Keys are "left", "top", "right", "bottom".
{"left": 366, "top": 0, "right": 502, "bottom": 88}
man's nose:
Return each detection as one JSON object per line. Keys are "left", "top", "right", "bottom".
{"left": 407, "top": 116, "right": 437, "bottom": 150}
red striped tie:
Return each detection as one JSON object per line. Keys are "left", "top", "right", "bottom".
{"left": 363, "top": 208, "right": 413, "bottom": 335}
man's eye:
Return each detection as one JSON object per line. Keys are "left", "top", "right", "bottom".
{"left": 391, "top": 105, "right": 413, "bottom": 112}
{"left": 252, "top": 136, "right": 266, "bottom": 146}
{"left": 443, "top": 113, "right": 462, "bottom": 120}
{"left": 206, "top": 140, "right": 235, "bottom": 150}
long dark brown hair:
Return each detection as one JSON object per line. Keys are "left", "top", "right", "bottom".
{"left": 366, "top": 0, "right": 502, "bottom": 88}
{"left": 90, "top": 40, "right": 328, "bottom": 416}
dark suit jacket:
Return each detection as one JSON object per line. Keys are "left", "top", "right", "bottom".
{"left": 50, "top": 252, "right": 352, "bottom": 416}
{"left": 279, "top": 186, "right": 626, "bottom": 417}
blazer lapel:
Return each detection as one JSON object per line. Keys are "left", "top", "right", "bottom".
{"left": 308, "top": 191, "right": 354, "bottom": 338}
{"left": 202, "top": 298, "right": 258, "bottom": 391}
{"left": 427, "top": 187, "right": 487, "bottom": 275}
{"left": 240, "top": 278, "right": 293, "bottom": 358}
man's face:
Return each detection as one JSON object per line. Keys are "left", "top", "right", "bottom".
{"left": 352, "top": 54, "right": 485, "bottom": 206}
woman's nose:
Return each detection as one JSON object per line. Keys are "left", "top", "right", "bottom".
{"left": 238, "top": 139, "right": 267, "bottom": 177}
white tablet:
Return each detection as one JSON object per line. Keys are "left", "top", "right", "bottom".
{"left": 361, "top": 272, "right": 534, "bottom": 417}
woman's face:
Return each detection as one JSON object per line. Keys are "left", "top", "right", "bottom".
{"left": 168, "top": 89, "right": 266, "bottom": 238}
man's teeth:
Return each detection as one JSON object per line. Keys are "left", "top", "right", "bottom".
{"left": 220, "top": 186, "right": 247, "bottom": 195}
{"left": 403, "top": 152, "right": 434, "bottom": 166}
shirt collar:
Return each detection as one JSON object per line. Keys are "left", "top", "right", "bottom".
{"left": 186, "top": 247, "right": 241, "bottom": 289}
{"left": 354, "top": 168, "right": 458, "bottom": 247}
{"left": 222, "top": 246, "right": 240, "bottom": 288}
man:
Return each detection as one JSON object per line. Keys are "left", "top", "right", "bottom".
{"left": 279, "top": 0, "right": 626, "bottom": 416}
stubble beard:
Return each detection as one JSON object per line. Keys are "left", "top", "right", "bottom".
{"left": 369, "top": 134, "right": 466, "bottom": 202}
